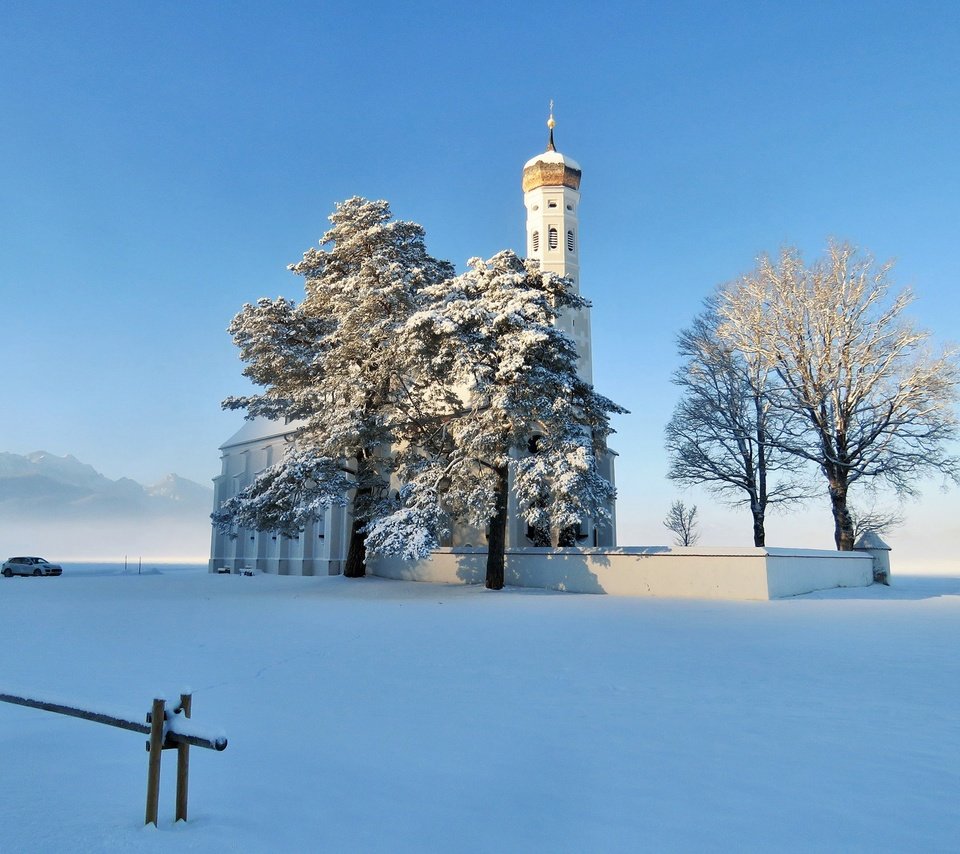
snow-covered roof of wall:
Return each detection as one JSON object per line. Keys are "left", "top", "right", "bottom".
{"left": 853, "top": 531, "right": 892, "bottom": 551}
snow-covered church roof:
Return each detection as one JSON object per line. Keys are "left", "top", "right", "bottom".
{"left": 522, "top": 148, "right": 582, "bottom": 173}
{"left": 220, "top": 417, "right": 302, "bottom": 451}
{"left": 521, "top": 109, "right": 582, "bottom": 192}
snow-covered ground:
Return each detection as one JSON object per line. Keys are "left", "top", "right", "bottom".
{"left": 1, "top": 566, "right": 957, "bottom": 852}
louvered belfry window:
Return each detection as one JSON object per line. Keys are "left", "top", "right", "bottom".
{"left": 567, "top": 230, "right": 575, "bottom": 252}
{"left": 532, "top": 231, "right": 540, "bottom": 252}
{"left": 548, "top": 227, "right": 558, "bottom": 250}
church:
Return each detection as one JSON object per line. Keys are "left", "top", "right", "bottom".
{"left": 209, "top": 116, "right": 617, "bottom": 574}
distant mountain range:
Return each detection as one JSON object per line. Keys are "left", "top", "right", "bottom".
{"left": 0, "top": 451, "right": 213, "bottom": 521}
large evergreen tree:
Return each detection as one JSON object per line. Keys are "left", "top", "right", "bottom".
{"left": 365, "top": 251, "right": 625, "bottom": 589}
{"left": 214, "top": 197, "right": 453, "bottom": 576}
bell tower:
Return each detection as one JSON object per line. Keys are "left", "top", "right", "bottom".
{"left": 517, "top": 106, "right": 615, "bottom": 548}
{"left": 522, "top": 105, "right": 593, "bottom": 382}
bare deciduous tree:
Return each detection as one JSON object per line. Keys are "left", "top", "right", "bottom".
{"left": 849, "top": 501, "right": 905, "bottom": 541}
{"left": 718, "top": 242, "right": 959, "bottom": 550}
{"left": 665, "top": 298, "right": 811, "bottom": 546}
{"left": 664, "top": 500, "right": 699, "bottom": 546}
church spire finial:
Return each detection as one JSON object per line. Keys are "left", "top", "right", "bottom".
{"left": 547, "top": 99, "right": 556, "bottom": 152}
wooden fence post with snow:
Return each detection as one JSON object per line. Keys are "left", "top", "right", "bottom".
{"left": 175, "top": 692, "right": 192, "bottom": 822}
{"left": 0, "top": 689, "right": 227, "bottom": 827}
{"left": 145, "top": 697, "right": 166, "bottom": 826}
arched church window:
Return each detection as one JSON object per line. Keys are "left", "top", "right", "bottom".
{"left": 548, "top": 200, "right": 558, "bottom": 209}
{"left": 548, "top": 227, "right": 558, "bottom": 250}
{"left": 532, "top": 231, "right": 540, "bottom": 252}
{"left": 567, "top": 230, "right": 575, "bottom": 252}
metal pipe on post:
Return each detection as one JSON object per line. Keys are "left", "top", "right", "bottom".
{"left": 145, "top": 697, "right": 166, "bottom": 827}
{"left": 175, "top": 692, "right": 192, "bottom": 822}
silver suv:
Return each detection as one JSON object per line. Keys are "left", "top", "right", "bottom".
{"left": 2, "top": 557, "right": 63, "bottom": 577}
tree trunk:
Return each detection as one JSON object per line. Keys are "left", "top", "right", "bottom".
{"left": 754, "top": 413, "right": 768, "bottom": 548}
{"left": 751, "top": 502, "right": 766, "bottom": 548}
{"left": 829, "top": 480, "right": 855, "bottom": 551}
{"left": 484, "top": 465, "right": 509, "bottom": 590}
{"left": 343, "top": 517, "right": 367, "bottom": 577}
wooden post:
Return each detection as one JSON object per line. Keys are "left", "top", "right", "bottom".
{"left": 175, "top": 693, "right": 192, "bottom": 822}
{"left": 0, "top": 689, "right": 226, "bottom": 825}
{"left": 145, "top": 697, "right": 165, "bottom": 826}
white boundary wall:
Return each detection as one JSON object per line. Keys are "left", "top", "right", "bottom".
{"left": 368, "top": 546, "right": 877, "bottom": 600}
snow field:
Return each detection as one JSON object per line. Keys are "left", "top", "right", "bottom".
{"left": 1, "top": 569, "right": 958, "bottom": 852}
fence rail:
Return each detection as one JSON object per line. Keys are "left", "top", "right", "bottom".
{"left": 1, "top": 689, "right": 227, "bottom": 825}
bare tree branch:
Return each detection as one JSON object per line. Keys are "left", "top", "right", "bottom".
{"left": 849, "top": 500, "right": 905, "bottom": 541}
{"left": 665, "top": 297, "right": 813, "bottom": 546}
{"left": 664, "top": 500, "right": 700, "bottom": 546}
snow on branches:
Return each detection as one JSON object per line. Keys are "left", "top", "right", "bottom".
{"left": 217, "top": 203, "right": 625, "bottom": 583}
{"left": 212, "top": 447, "right": 350, "bottom": 538}
{"left": 372, "top": 250, "right": 625, "bottom": 586}
{"left": 217, "top": 197, "right": 453, "bottom": 575}
{"left": 715, "top": 241, "right": 959, "bottom": 550}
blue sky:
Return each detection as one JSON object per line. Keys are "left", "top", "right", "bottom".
{"left": 2, "top": 1, "right": 958, "bottom": 561}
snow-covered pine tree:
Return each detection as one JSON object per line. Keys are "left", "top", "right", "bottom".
{"left": 215, "top": 197, "right": 454, "bottom": 576}
{"left": 364, "top": 250, "right": 625, "bottom": 589}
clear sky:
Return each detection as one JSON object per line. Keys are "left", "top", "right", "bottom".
{"left": 2, "top": 1, "right": 958, "bottom": 564}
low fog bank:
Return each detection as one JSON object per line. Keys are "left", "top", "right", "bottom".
{"left": 0, "top": 515, "right": 210, "bottom": 562}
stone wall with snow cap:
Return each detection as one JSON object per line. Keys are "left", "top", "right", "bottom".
{"left": 369, "top": 546, "right": 877, "bottom": 600}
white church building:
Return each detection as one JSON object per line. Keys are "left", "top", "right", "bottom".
{"left": 209, "top": 118, "right": 616, "bottom": 575}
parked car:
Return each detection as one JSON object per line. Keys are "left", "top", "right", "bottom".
{"left": 2, "top": 556, "right": 63, "bottom": 577}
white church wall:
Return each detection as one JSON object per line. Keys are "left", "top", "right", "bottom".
{"left": 209, "top": 419, "right": 350, "bottom": 576}
{"left": 368, "top": 546, "right": 877, "bottom": 600}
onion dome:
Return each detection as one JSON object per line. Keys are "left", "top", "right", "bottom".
{"left": 522, "top": 105, "right": 582, "bottom": 192}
